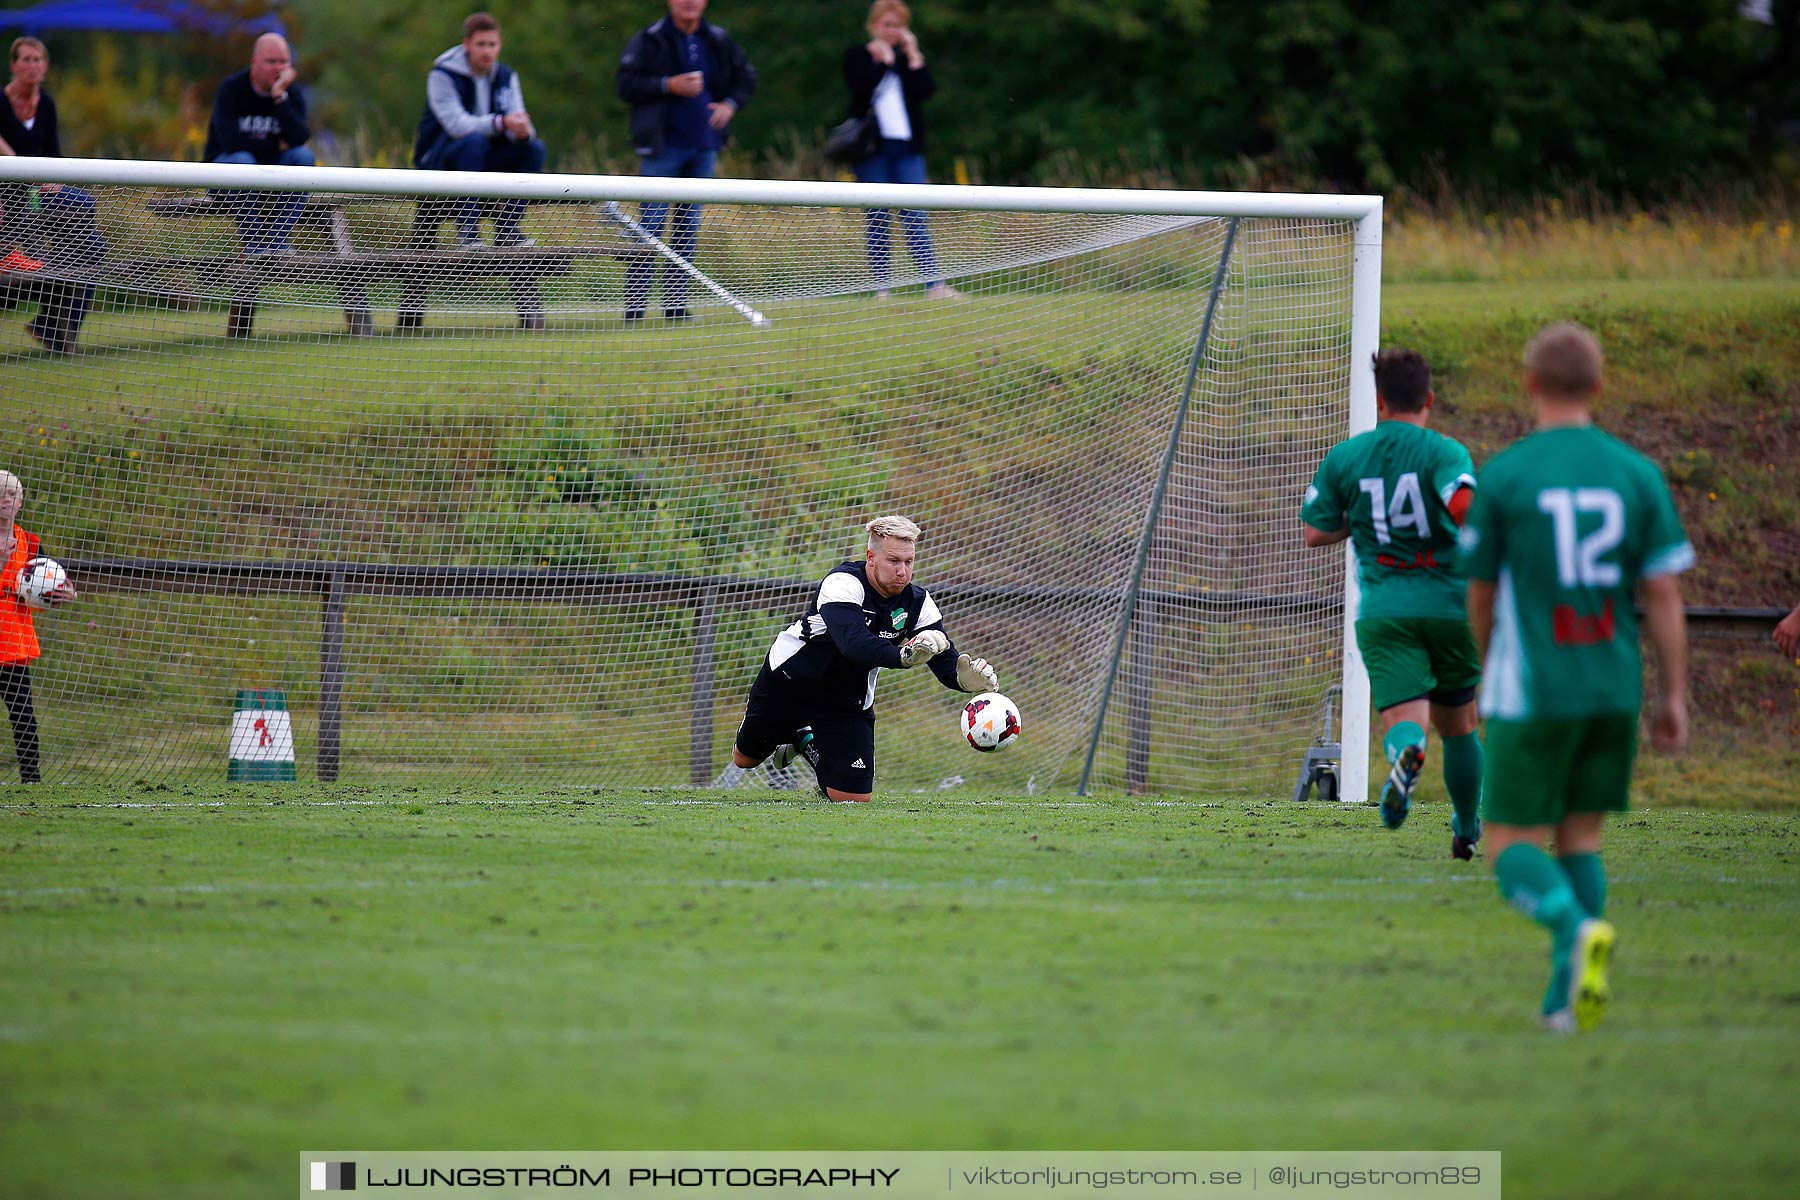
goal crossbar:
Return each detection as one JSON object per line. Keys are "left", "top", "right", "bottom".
{"left": 1, "top": 157, "right": 1382, "bottom": 222}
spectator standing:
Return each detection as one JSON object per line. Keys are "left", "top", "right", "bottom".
{"left": 843, "top": 1, "right": 956, "bottom": 298}
{"left": 616, "top": 0, "right": 757, "bottom": 320}
{"left": 413, "top": 12, "right": 545, "bottom": 249}
{"left": 205, "top": 33, "right": 315, "bottom": 255}
{"left": 0, "top": 36, "right": 107, "bottom": 353}
{"left": 1, "top": 470, "right": 77, "bottom": 784}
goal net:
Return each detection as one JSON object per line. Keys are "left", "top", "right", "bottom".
{"left": 1, "top": 159, "right": 1377, "bottom": 797}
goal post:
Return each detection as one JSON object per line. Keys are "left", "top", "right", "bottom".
{"left": 0, "top": 156, "right": 1377, "bottom": 798}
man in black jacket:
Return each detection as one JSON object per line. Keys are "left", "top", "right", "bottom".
{"left": 205, "top": 33, "right": 314, "bottom": 255}
{"left": 615, "top": 0, "right": 757, "bottom": 320}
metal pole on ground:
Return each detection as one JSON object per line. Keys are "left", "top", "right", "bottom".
{"left": 603, "top": 202, "right": 768, "bottom": 328}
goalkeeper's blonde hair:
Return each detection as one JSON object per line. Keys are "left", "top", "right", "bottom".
{"left": 866, "top": 515, "right": 920, "bottom": 549}
{"left": 0, "top": 470, "right": 21, "bottom": 500}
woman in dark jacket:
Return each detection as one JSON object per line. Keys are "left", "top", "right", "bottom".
{"left": 0, "top": 36, "right": 107, "bottom": 354}
{"left": 842, "top": 1, "right": 956, "bottom": 298}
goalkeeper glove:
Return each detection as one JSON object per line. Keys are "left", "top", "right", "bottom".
{"left": 955, "top": 653, "right": 998, "bottom": 693}
{"left": 898, "top": 629, "right": 950, "bottom": 667}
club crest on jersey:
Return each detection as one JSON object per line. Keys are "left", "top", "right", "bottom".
{"left": 890, "top": 610, "right": 907, "bottom": 631}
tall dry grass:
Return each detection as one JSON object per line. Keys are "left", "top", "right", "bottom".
{"left": 1386, "top": 196, "right": 1799, "bottom": 283}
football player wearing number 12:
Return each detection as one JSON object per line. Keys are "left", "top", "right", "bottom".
{"left": 1461, "top": 323, "right": 1692, "bottom": 1033}
{"left": 1301, "top": 350, "right": 1486, "bottom": 858}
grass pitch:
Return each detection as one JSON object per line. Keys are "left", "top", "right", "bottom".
{"left": 2, "top": 786, "right": 1795, "bottom": 1199}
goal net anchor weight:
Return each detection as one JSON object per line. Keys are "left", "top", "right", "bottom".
{"left": 1290, "top": 684, "right": 1343, "bottom": 804}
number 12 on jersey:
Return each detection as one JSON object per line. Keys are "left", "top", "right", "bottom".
{"left": 1537, "top": 487, "right": 1624, "bottom": 588}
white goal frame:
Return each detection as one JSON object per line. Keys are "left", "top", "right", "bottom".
{"left": 2, "top": 157, "right": 1379, "bottom": 803}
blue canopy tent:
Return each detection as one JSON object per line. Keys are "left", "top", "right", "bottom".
{"left": 0, "top": 1, "right": 284, "bottom": 37}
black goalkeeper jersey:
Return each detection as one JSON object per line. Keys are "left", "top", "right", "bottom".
{"left": 762, "top": 561, "right": 962, "bottom": 712}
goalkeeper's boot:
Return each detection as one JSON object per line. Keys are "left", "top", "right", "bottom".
{"left": 1378, "top": 742, "right": 1425, "bottom": 830}
{"left": 1450, "top": 811, "right": 1482, "bottom": 861}
{"left": 768, "top": 727, "right": 814, "bottom": 772}
{"left": 1568, "top": 918, "right": 1616, "bottom": 1033}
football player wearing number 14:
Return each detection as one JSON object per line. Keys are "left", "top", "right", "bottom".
{"left": 726, "top": 515, "right": 999, "bottom": 803}
{"left": 1301, "top": 350, "right": 1486, "bottom": 858}
{"left": 1461, "top": 323, "right": 1692, "bottom": 1033}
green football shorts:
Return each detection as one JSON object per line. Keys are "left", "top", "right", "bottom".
{"left": 1354, "top": 616, "right": 1482, "bottom": 712}
{"left": 1481, "top": 712, "right": 1639, "bottom": 827}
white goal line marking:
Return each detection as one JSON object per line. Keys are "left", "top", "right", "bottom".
{"left": 2, "top": 872, "right": 1515, "bottom": 902}
{"left": 47, "top": 796, "right": 1209, "bottom": 811}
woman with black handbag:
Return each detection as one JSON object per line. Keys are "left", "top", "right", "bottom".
{"left": 840, "top": 0, "right": 957, "bottom": 299}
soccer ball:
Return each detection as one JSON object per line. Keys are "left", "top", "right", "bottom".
{"left": 16, "top": 556, "right": 67, "bottom": 610}
{"left": 960, "top": 691, "right": 1022, "bottom": 752}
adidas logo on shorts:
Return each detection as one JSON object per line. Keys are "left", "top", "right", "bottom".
{"left": 851, "top": 758, "right": 866, "bottom": 768}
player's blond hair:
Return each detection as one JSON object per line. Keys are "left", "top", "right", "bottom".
{"left": 1525, "top": 322, "right": 1604, "bottom": 398}
{"left": 0, "top": 470, "right": 21, "bottom": 500}
{"left": 866, "top": 515, "right": 920, "bottom": 549}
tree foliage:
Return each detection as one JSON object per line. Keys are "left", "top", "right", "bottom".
{"left": 36, "top": 0, "right": 1798, "bottom": 194}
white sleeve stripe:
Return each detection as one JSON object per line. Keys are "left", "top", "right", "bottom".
{"left": 1643, "top": 542, "right": 1696, "bottom": 579}
{"left": 1438, "top": 474, "right": 1475, "bottom": 505}
{"left": 918, "top": 592, "right": 942, "bottom": 628}
{"left": 817, "top": 572, "right": 865, "bottom": 608}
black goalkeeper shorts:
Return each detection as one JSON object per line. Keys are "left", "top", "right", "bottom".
{"left": 735, "top": 664, "right": 876, "bottom": 795}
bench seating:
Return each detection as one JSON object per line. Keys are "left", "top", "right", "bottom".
{"left": 145, "top": 193, "right": 650, "bottom": 336}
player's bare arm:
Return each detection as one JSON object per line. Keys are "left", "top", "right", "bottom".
{"left": 1467, "top": 578, "right": 1496, "bottom": 658}
{"left": 1641, "top": 573, "right": 1689, "bottom": 753}
{"left": 1774, "top": 601, "right": 1800, "bottom": 659}
{"left": 1302, "top": 523, "right": 1350, "bottom": 548}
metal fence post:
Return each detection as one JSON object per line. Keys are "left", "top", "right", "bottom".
{"left": 689, "top": 590, "right": 719, "bottom": 786}
{"left": 318, "top": 568, "right": 346, "bottom": 783}
{"left": 1126, "top": 599, "right": 1156, "bottom": 795}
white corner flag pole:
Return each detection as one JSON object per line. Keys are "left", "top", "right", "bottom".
{"left": 603, "top": 201, "right": 768, "bottom": 328}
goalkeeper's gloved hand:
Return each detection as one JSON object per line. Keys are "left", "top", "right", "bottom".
{"left": 897, "top": 629, "right": 950, "bottom": 667}
{"left": 955, "top": 653, "right": 999, "bottom": 693}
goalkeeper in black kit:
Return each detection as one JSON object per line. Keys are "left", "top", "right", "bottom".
{"left": 726, "top": 515, "right": 1000, "bottom": 802}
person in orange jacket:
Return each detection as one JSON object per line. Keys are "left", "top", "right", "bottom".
{"left": 1, "top": 470, "right": 76, "bottom": 782}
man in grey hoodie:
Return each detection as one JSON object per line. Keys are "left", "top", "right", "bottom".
{"left": 413, "top": 11, "right": 546, "bottom": 248}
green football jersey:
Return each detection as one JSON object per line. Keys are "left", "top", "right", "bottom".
{"left": 1459, "top": 424, "right": 1694, "bottom": 720}
{"left": 1301, "top": 420, "right": 1476, "bottom": 620}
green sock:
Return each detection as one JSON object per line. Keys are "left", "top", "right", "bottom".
{"left": 1383, "top": 720, "right": 1426, "bottom": 765}
{"left": 1495, "top": 843, "right": 1590, "bottom": 1014}
{"left": 1442, "top": 731, "right": 1484, "bottom": 837}
{"left": 1559, "top": 852, "right": 1606, "bottom": 918}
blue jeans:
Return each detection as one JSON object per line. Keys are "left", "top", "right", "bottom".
{"left": 628, "top": 146, "right": 717, "bottom": 314}
{"left": 423, "top": 133, "right": 547, "bottom": 242}
{"left": 854, "top": 140, "right": 942, "bottom": 289}
{"left": 36, "top": 185, "right": 106, "bottom": 333}
{"left": 211, "top": 147, "right": 316, "bottom": 252}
